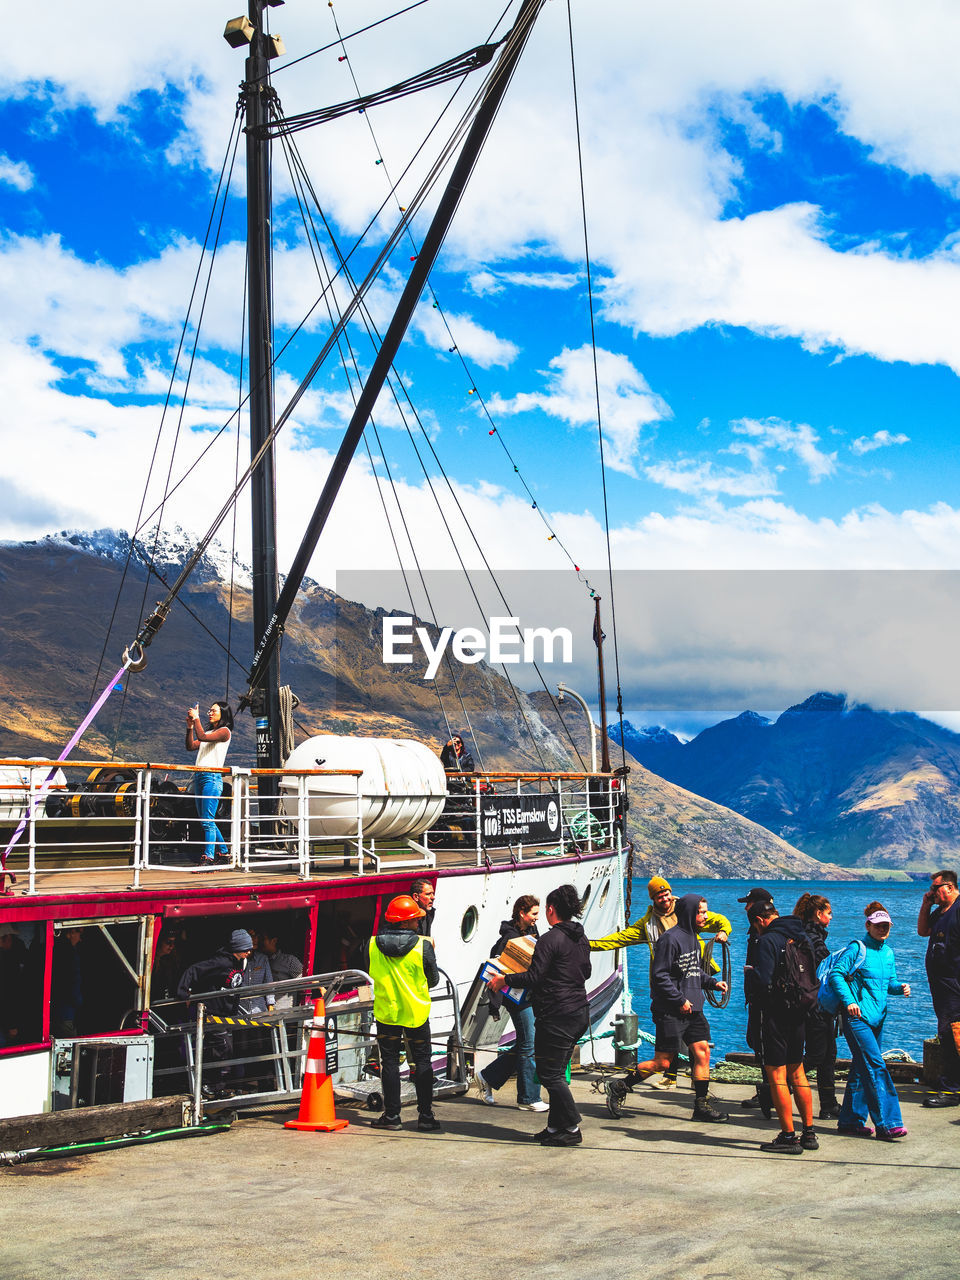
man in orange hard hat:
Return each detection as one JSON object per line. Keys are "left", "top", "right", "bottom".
{"left": 362, "top": 895, "right": 441, "bottom": 1133}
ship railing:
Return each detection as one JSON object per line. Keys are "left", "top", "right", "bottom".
{"left": 424, "top": 771, "right": 623, "bottom": 866}
{"left": 0, "top": 758, "right": 368, "bottom": 890}
{"left": 1, "top": 759, "right": 622, "bottom": 891}
{"left": 150, "top": 966, "right": 468, "bottom": 1117}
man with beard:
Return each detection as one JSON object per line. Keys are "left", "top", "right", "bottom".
{"left": 918, "top": 869, "right": 960, "bottom": 1108}
{"left": 593, "top": 877, "right": 730, "bottom": 1094}
{"left": 606, "top": 895, "right": 729, "bottom": 1123}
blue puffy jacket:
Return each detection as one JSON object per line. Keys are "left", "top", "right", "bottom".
{"left": 827, "top": 933, "right": 905, "bottom": 1026}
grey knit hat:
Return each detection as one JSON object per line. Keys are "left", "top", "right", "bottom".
{"left": 230, "top": 929, "right": 254, "bottom": 952}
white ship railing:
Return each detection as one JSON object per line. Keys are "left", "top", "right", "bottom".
{"left": 0, "top": 759, "right": 624, "bottom": 893}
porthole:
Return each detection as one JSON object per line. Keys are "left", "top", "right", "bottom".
{"left": 580, "top": 882, "right": 592, "bottom": 910}
{"left": 461, "top": 905, "right": 479, "bottom": 942}
{"left": 598, "top": 878, "right": 610, "bottom": 909}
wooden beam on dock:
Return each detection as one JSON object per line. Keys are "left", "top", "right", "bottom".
{"left": 0, "top": 1095, "right": 194, "bottom": 1153}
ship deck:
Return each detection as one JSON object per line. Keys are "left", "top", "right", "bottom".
{"left": 2, "top": 1071, "right": 953, "bottom": 1280}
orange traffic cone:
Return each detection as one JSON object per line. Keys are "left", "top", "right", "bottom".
{"left": 285, "top": 996, "right": 349, "bottom": 1132}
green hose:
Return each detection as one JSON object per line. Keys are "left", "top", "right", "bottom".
{"left": 5, "top": 1122, "right": 231, "bottom": 1164}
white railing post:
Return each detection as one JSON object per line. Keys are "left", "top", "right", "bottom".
{"left": 130, "top": 768, "right": 144, "bottom": 888}
{"left": 234, "top": 770, "right": 248, "bottom": 871}
{"left": 356, "top": 774, "right": 364, "bottom": 875}
{"left": 141, "top": 767, "right": 153, "bottom": 875}
{"left": 298, "top": 772, "right": 310, "bottom": 878}
{"left": 557, "top": 776, "right": 565, "bottom": 857}
{"left": 26, "top": 766, "right": 38, "bottom": 895}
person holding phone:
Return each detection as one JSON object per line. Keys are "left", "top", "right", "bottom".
{"left": 185, "top": 699, "right": 233, "bottom": 865}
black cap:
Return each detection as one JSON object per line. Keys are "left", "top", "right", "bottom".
{"left": 737, "top": 887, "right": 774, "bottom": 905}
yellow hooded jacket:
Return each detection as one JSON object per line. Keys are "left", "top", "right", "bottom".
{"left": 590, "top": 901, "right": 731, "bottom": 973}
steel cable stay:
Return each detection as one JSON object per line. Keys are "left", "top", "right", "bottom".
{"left": 276, "top": 117, "right": 577, "bottom": 774}
{"left": 89, "top": 107, "right": 245, "bottom": 721}
{"left": 287, "top": 29, "right": 590, "bottom": 770}
{"left": 565, "top": 0, "right": 628, "bottom": 777}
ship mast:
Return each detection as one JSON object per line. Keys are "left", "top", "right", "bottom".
{"left": 226, "top": 0, "right": 284, "bottom": 770}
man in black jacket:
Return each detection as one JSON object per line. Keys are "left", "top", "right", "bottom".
{"left": 177, "top": 928, "right": 254, "bottom": 1092}
{"left": 748, "top": 901, "right": 817, "bottom": 1154}
{"left": 740, "top": 886, "right": 775, "bottom": 1117}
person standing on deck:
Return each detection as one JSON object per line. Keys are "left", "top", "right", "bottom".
{"left": 748, "top": 900, "right": 819, "bottom": 1153}
{"left": 605, "top": 894, "right": 729, "bottom": 1125}
{"left": 487, "top": 884, "right": 591, "bottom": 1147}
{"left": 793, "top": 892, "right": 841, "bottom": 1120}
{"left": 917, "top": 870, "right": 960, "bottom": 1108}
{"left": 362, "top": 895, "right": 442, "bottom": 1133}
{"left": 740, "top": 887, "right": 776, "bottom": 1118}
{"left": 828, "top": 901, "right": 911, "bottom": 1141}
{"left": 594, "top": 877, "right": 731, "bottom": 1099}
{"left": 185, "top": 700, "right": 233, "bottom": 865}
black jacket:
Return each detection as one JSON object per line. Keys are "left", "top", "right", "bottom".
{"left": 650, "top": 893, "right": 720, "bottom": 1016}
{"left": 361, "top": 925, "right": 439, "bottom": 989}
{"left": 177, "top": 948, "right": 247, "bottom": 1016}
{"left": 490, "top": 917, "right": 540, "bottom": 959}
{"left": 751, "top": 914, "right": 812, "bottom": 1009}
{"left": 803, "top": 918, "right": 830, "bottom": 968}
{"left": 502, "top": 920, "right": 590, "bottom": 1021}
{"left": 414, "top": 907, "right": 436, "bottom": 939}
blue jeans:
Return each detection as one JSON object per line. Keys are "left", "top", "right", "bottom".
{"left": 194, "top": 772, "right": 227, "bottom": 860}
{"left": 839, "top": 1014, "right": 903, "bottom": 1131}
{"left": 482, "top": 1002, "right": 540, "bottom": 1105}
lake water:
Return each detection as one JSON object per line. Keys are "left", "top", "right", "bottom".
{"left": 621, "top": 879, "right": 937, "bottom": 1062}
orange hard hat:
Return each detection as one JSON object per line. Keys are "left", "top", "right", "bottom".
{"left": 384, "top": 894, "right": 426, "bottom": 924}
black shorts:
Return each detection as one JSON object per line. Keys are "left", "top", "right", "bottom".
{"left": 654, "top": 1009, "right": 711, "bottom": 1053}
{"left": 760, "top": 1007, "right": 805, "bottom": 1069}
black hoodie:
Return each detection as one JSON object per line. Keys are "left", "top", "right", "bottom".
{"left": 650, "top": 893, "right": 720, "bottom": 1017}
{"left": 490, "top": 917, "right": 540, "bottom": 959}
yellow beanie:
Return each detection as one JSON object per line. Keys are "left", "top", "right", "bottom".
{"left": 648, "top": 876, "right": 671, "bottom": 897}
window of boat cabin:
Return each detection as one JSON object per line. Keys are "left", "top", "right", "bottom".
{"left": 159, "top": 910, "right": 311, "bottom": 1006}
{"left": 51, "top": 917, "right": 150, "bottom": 1038}
{"left": 0, "top": 919, "right": 46, "bottom": 1050}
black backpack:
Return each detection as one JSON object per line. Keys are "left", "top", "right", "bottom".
{"left": 773, "top": 935, "right": 820, "bottom": 1013}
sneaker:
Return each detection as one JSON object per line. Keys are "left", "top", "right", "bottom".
{"left": 837, "top": 1122, "right": 874, "bottom": 1137}
{"left": 692, "top": 1097, "right": 728, "bottom": 1123}
{"left": 760, "top": 1130, "right": 803, "bottom": 1154}
{"left": 605, "top": 1078, "right": 629, "bottom": 1119}
{"left": 875, "top": 1126, "right": 907, "bottom": 1141}
{"left": 540, "top": 1128, "right": 583, "bottom": 1146}
{"left": 740, "top": 1094, "right": 762, "bottom": 1109}
{"left": 533, "top": 1127, "right": 554, "bottom": 1141}
{"left": 472, "top": 1072, "right": 496, "bottom": 1105}
{"left": 800, "top": 1127, "right": 819, "bottom": 1151}
{"left": 417, "top": 1113, "right": 442, "bottom": 1133}
{"left": 518, "top": 1100, "right": 550, "bottom": 1112}
{"left": 370, "top": 1113, "right": 402, "bottom": 1130}
{"left": 818, "top": 1102, "right": 842, "bottom": 1120}
{"left": 922, "top": 1092, "right": 960, "bottom": 1108}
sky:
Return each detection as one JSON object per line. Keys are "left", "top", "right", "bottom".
{"left": 4, "top": 0, "right": 960, "bottom": 733}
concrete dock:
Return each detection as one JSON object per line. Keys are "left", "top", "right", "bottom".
{"left": 3, "top": 1075, "right": 957, "bottom": 1280}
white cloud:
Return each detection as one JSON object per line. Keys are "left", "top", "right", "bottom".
{"left": 0, "top": 154, "right": 33, "bottom": 191}
{"left": 851, "top": 429, "right": 910, "bottom": 454}
{"left": 488, "top": 345, "right": 671, "bottom": 474}
{"left": 732, "top": 417, "right": 837, "bottom": 481}
{"left": 645, "top": 459, "right": 776, "bottom": 498}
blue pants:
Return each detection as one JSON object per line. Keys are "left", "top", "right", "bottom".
{"left": 840, "top": 1014, "right": 903, "bottom": 1131}
{"left": 194, "top": 772, "right": 227, "bottom": 861}
{"left": 482, "top": 1002, "right": 540, "bottom": 1105}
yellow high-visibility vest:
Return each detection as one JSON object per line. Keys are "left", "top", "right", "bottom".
{"left": 369, "top": 936, "right": 431, "bottom": 1028}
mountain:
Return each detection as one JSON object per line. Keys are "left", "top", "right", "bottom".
{"left": 615, "top": 692, "right": 960, "bottom": 871}
{"left": 0, "top": 530, "right": 849, "bottom": 879}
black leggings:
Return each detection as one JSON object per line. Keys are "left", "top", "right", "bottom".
{"left": 535, "top": 1010, "right": 588, "bottom": 1131}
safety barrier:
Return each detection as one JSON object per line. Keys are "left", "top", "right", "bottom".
{"left": 150, "top": 967, "right": 469, "bottom": 1119}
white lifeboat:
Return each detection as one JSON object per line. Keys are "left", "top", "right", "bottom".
{"left": 279, "top": 736, "right": 449, "bottom": 839}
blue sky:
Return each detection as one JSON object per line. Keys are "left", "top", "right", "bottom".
{"left": 4, "top": 1, "right": 960, "bottom": 727}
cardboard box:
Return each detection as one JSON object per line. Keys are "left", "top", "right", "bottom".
{"left": 500, "top": 935, "right": 536, "bottom": 972}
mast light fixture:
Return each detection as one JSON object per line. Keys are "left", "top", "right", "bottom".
{"left": 223, "top": 16, "right": 254, "bottom": 47}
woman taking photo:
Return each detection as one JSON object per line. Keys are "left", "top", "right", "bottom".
{"left": 473, "top": 895, "right": 547, "bottom": 1112}
{"left": 793, "top": 892, "right": 841, "bottom": 1119}
{"left": 827, "top": 900, "right": 911, "bottom": 1141}
{"left": 487, "top": 884, "right": 591, "bottom": 1147}
{"left": 185, "top": 700, "right": 233, "bottom": 865}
